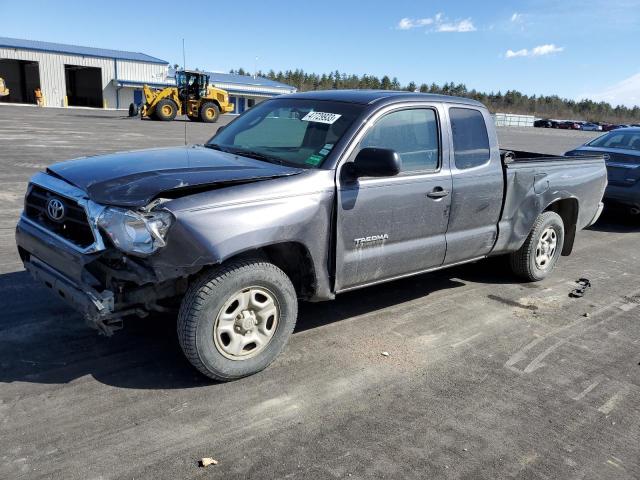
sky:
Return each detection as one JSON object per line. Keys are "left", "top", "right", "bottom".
{"left": 2, "top": 0, "right": 640, "bottom": 107}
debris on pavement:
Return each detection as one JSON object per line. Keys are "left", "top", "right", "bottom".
{"left": 569, "top": 278, "right": 591, "bottom": 298}
{"left": 199, "top": 458, "right": 218, "bottom": 467}
{"left": 380, "top": 351, "right": 390, "bottom": 357}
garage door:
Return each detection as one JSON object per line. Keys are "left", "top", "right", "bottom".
{"left": 65, "top": 65, "right": 103, "bottom": 108}
{"left": 0, "top": 59, "right": 41, "bottom": 104}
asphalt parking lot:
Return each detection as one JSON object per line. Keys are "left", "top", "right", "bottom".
{"left": 1, "top": 105, "right": 639, "bottom": 480}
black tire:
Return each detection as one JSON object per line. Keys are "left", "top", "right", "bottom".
{"left": 199, "top": 102, "right": 220, "bottom": 123}
{"left": 177, "top": 259, "right": 298, "bottom": 381}
{"left": 128, "top": 103, "right": 139, "bottom": 117}
{"left": 510, "top": 211, "right": 565, "bottom": 281}
{"left": 154, "top": 98, "right": 178, "bottom": 121}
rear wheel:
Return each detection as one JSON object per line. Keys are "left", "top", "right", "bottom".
{"left": 510, "top": 211, "right": 565, "bottom": 281}
{"left": 199, "top": 102, "right": 220, "bottom": 123}
{"left": 154, "top": 99, "right": 178, "bottom": 121}
{"left": 177, "top": 259, "right": 298, "bottom": 381}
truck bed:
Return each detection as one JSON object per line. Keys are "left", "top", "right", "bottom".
{"left": 492, "top": 149, "right": 607, "bottom": 256}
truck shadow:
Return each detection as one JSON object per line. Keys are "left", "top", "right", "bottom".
{"left": 587, "top": 206, "right": 640, "bottom": 233}
{"left": 0, "top": 259, "right": 516, "bottom": 390}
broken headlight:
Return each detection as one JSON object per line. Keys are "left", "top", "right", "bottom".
{"left": 97, "top": 207, "right": 173, "bottom": 256}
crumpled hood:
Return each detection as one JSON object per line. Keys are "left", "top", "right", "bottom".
{"left": 47, "top": 145, "right": 303, "bottom": 208}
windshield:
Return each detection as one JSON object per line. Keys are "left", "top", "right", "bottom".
{"left": 588, "top": 131, "right": 640, "bottom": 151}
{"left": 207, "top": 98, "right": 364, "bottom": 168}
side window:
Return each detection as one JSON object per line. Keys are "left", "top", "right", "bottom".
{"left": 602, "top": 133, "right": 624, "bottom": 147}
{"left": 360, "top": 108, "right": 439, "bottom": 172}
{"left": 450, "top": 108, "right": 490, "bottom": 169}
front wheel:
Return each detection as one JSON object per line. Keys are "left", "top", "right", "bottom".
{"left": 154, "top": 98, "right": 178, "bottom": 121}
{"left": 177, "top": 259, "right": 298, "bottom": 381}
{"left": 199, "top": 102, "right": 220, "bottom": 123}
{"left": 509, "top": 211, "right": 565, "bottom": 281}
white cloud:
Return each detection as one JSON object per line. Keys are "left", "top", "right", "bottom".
{"left": 582, "top": 72, "right": 640, "bottom": 108}
{"left": 437, "top": 19, "right": 476, "bottom": 32}
{"left": 396, "top": 14, "right": 476, "bottom": 32}
{"left": 531, "top": 44, "right": 563, "bottom": 56}
{"left": 505, "top": 48, "right": 528, "bottom": 58}
{"left": 505, "top": 44, "right": 564, "bottom": 58}
{"left": 397, "top": 17, "right": 434, "bottom": 30}
{"left": 510, "top": 12, "right": 522, "bottom": 22}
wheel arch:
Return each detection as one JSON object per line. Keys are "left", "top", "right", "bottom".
{"left": 544, "top": 197, "right": 579, "bottom": 255}
{"left": 208, "top": 241, "right": 319, "bottom": 300}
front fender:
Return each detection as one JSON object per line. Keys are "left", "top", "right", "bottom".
{"left": 148, "top": 171, "right": 336, "bottom": 299}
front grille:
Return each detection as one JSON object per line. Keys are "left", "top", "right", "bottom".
{"left": 25, "top": 185, "right": 95, "bottom": 248}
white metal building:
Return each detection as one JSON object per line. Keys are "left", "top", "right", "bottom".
{"left": 0, "top": 36, "right": 169, "bottom": 109}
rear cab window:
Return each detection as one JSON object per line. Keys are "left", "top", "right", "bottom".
{"left": 449, "top": 107, "right": 490, "bottom": 169}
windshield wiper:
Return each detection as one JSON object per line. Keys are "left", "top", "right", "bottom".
{"left": 204, "top": 143, "right": 227, "bottom": 152}
{"left": 224, "top": 147, "right": 292, "bottom": 166}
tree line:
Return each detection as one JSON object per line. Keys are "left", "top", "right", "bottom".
{"left": 229, "top": 68, "right": 640, "bottom": 124}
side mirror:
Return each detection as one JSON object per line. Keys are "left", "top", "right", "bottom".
{"left": 351, "top": 148, "right": 401, "bottom": 178}
{"left": 216, "top": 125, "right": 226, "bottom": 134}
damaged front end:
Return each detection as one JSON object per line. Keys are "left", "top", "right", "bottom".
{"left": 16, "top": 172, "right": 192, "bottom": 336}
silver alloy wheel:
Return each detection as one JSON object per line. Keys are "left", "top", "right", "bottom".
{"left": 535, "top": 227, "right": 557, "bottom": 269}
{"left": 213, "top": 286, "right": 279, "bottom": 360}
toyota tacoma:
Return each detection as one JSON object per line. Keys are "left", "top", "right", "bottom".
{"left": 16, "top": 90, "right": 607, "bottom": 380}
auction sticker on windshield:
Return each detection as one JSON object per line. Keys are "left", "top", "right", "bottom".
{"left": 302, "top": 111, "right": 342, "bottom": 124}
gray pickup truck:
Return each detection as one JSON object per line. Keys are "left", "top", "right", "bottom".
{"left": 16, "top": 90, "right": 607, "bottom": 380}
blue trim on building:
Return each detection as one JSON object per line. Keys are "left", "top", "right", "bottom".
{"left": 116, "top": 79, "right": 171, "bottom": 88}
{"left": 0, "top": 36, "right": 169, "bottom": 64}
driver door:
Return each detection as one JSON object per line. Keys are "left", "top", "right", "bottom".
{"left": 335, "top": 105, "right": 452, "bottom": 291}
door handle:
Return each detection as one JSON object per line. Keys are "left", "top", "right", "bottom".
{"left": 426, "top": 187, "right": 450, "bottom": 199}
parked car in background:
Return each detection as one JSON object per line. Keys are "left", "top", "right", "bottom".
{"left": 534, "top": 119, "right": 557, "bottom": 128}
{"left": 566, "top": 127, "right": 640, "bottom": 215}
{"left": 601, "top": 124, "right": 623, "bottom": 132}
{"left": 557, "top": 121, "right": 581, "bottom": 130}
{"left": 581, "top": 122, "right": 602, "bottom": 131}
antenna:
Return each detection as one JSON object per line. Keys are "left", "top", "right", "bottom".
{"left": 182, "top": 38, "right": 187, "bottom": 146}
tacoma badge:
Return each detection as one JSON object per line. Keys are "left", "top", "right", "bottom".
{"left": 354, "top": 234, "right": 389, "bottom": 246}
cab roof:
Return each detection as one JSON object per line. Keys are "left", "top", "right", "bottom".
{"left": 284, "top": 89, "right": 485, "bottom": 107}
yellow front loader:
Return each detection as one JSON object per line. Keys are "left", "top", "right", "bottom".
{"left": 0, "top": 77, "right": 9, "bottom": 97}
{"left": 136, "top": 70, "right": 234, "bottom": 123}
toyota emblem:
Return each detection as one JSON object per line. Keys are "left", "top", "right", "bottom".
{"left": 46, "top": 198, "right": 65, "bottom": 222}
